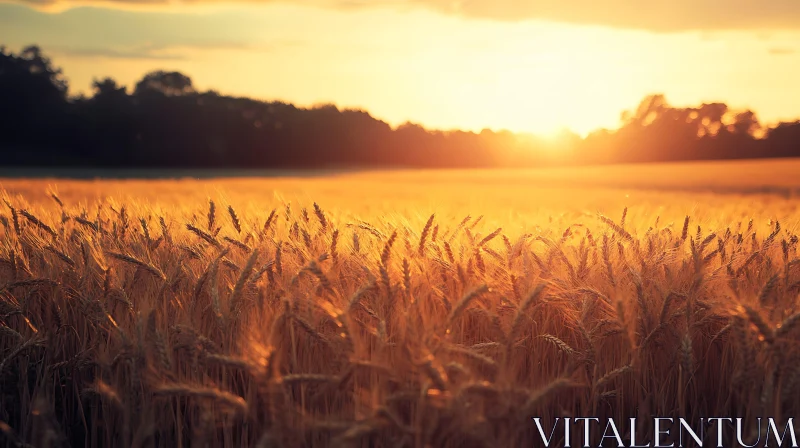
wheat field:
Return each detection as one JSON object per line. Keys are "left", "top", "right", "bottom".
{"left": 1, "top": 161, "right": 800, "bottom": 447}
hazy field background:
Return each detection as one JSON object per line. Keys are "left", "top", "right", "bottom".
{"left": 1, "top": 158, "right": 799, "bottom": 447}
{"left": 2, "top": 158, "right": 799, "bottom": 233}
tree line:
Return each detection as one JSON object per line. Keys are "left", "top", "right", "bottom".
{"left": 2, "top": 45, "right": 799, "bottom": 168}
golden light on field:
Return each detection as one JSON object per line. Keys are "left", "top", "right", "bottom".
{"left": 2, "top": 160, "right": 800, "bottom": 446}
{"left": 3, "top": 159, "right": 800, "bottom": 235}
{"left": 4, "top": 0, "right": 800, "bottom": 444}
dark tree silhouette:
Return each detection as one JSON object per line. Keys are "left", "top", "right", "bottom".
{"left": 0, "top": 45, "right": 72, "bottom": 163}
{"left": 134, "top": 71, "right": 195, "bottom": 97}
{"left": 93, "top": 77, "right": 127, "bottom": 99}
{"left": 731, "top": 110, "right": 762, "bottom": 137}
{"left": 0, "top": 44, "right": 799, "bottom": 170}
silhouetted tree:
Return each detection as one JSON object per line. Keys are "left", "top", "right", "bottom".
{"left": 134, "top": 71, "right": 195, "bottom": 97}
{"left": 93, "top": 77, "right": 127, "bottom": 99}
{"left": 1, "top": 44, "right": 800, "bottom": 169}
{"left": 730, "top": 110, "right": 762, "bottom": 137}
{"left": 0, "top": 45, "right": 71, "bottom": 163}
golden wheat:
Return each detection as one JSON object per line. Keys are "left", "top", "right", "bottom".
{"left": 0, "top": 178, "right": 798, "bottom": 447}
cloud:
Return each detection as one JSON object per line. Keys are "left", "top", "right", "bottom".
{"left": 48, "top": 41, "right": 295, "bottom": 61}
{"left": 0, "top": 3, "right": 301, "bottom": 61}
{"left": 421, "top": 0, "right": 800, "bottom": 31}
{"left": 768, "top": 47, "right": 796, "bottom": 55}
{"left": 51, "top": 45, "right": 186, "bottom": 60}
{"left": 5, "top": 0, "right": 800, "bottom": 32}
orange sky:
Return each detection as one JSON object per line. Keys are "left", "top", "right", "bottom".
{"left": 1, "top": 1, "right": 799, "bottom": 135}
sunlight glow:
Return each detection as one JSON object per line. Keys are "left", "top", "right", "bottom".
{"left": 3, "top": 2, "right": 799, "bottom": 136}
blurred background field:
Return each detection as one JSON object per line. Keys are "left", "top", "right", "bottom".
{"left": 2, "top": 158, "right": 799, "bottom": 237}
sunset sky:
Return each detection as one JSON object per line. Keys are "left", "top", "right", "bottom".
{"left": 1, "top": 0, "right": 799, "bottom": 136}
